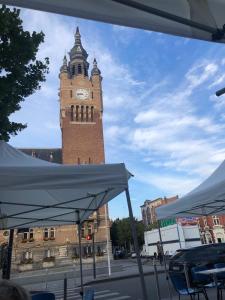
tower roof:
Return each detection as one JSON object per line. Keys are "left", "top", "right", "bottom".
{"left": 69, "top": 26, "right": 88, "bottom": 61}
{"left": 91, "top": 58, "right": 101, "bottom": 76}
{"left": 60, "top": 55, "right": 68, "bottom": 73}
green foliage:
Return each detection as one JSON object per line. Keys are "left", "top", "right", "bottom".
{"left": 110, "top": 217, "right": 144, "bottom": 251}
{"left": 0, "top": 5, "right": 49, "bottom": 141}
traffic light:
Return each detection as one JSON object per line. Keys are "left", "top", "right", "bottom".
{"left": 86, "top": 234, "right": 92, "bottom": 241}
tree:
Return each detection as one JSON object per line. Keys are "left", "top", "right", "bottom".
{"left": 0, "top": 5, "right": 49, "bottom": 141}
{"left": 110, "top": 217, "right": 145, "bottom": 252}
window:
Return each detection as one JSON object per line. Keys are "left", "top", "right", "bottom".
{"left": 86, "top": 106, "right": 89, "bottom": 122}
{"left": 213, "top": 216, "right": 220, "bottom": 225}
{"left": 78, "top": 64, "right": 82, "bottom": 74}
{"left": 29, "top": 229, "right": 34, "bottom": 240}
{"left": 70, "top": 90, "right": 72, "bottom": 98}
{"left": 91, "top": 106, "right": 94, "bottom": 122}
{"left": 71, "top": 105, "right": 74, "bottom": 121}
{"left": 22, "top": 250, "right": 32, "bottom": 262}
{"left": 76, "top": 105, "right": 79, "bottom": 121}
{"left": 50, "top": 228, "right": 55, "bottom": 239}
{"left": 43, "top": 228, "right": 55, "bottom": 240}
{"left": 91, "top": 91, "right": 93, "bottom": 99}
{"left": 23, "top": 232, "right": 28, "bottom": 241}
{"left": 44, "top": 228, "right": 49, "bottom": 240}
{"left": 88, "top": 157, "right": 91, "bottom": 164}
{"left": 77, "top": 157, "right": 80, "bottom": 165}
{"left": 81, "top": 106, "right": 84, "bottom": 122}
{"left": 88, "top": 224, "right": 92, "bottom": 235}
{"left": 213, "top": 216, "right": 219, "bottom": 225}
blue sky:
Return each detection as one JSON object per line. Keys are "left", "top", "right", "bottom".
{"left": 8, "top": 7, "right": 225, "bottom": 220}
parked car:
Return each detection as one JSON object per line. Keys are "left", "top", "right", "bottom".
{"left": 169, "top": 243, "right": 225, "bottom": 273}
{"left": 113, "top": 249, "right": 126, "bottom": 259}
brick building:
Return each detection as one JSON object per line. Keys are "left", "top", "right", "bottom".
{"left": 141, "top": 195, "right": 178, "bottom": 226}
{"left": 0, "top": 27, "right": 110, "bottom": 271}
{"left": 198, "top": 215, "right": 225, "bottom": 244}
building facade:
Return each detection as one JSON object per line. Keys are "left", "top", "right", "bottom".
{"left": 141, "top": 196, "right": 178, "bottom": 226}
{"left": 198, "top": 215, "right": 225, "bottom": 244}
{"left": 141, "top": 196, "right": 225, "bottom": 246}
{"left": 0, "top": 28, "right": 110, "bottom": 272}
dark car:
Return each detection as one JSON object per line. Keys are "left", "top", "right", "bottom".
{"left": 169, "top": 243, "right": 225, "bottom": 273}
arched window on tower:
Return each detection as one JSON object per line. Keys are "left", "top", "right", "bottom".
{"left": 78, "top": 64, "right": 82, "bottom": 74}
{"left": 71, "top": 105, "right": 74, "bottom": 121}
{"left": 91, "top": 106, "right": 94, "bottom": 122}
{"left": 86, "top": 106, "right": 89, "bottom": 122}
{"left": 81, "top": 106, "right": 84, "bottom": 122}
{"left": 76, "top": 105, "right": 79, "bottom": 121}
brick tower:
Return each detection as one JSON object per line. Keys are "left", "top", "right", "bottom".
{"left": 59, "top": 27, "right": 109, "bottom": 257}
{"left": 60, "top": 27, "right": 105, "bottom": 165}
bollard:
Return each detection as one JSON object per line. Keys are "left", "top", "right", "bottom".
{"left": 64, "top": 273, "right": 67, "bottom": 300}
{"left": 153, "top": 258, "right": 161, "bottom": 300}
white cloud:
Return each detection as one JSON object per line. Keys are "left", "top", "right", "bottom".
{"left": 135, "top": 172, "right": 200, "bottom": 196}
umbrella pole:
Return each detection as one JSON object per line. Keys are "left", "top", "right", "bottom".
{"left": 75, "top": 210, "right": 84, "bottom": 299}
{"left": 157, "top": 221, "right": 172, "bottom": 300}
{"left": 2, "top": 228, "right": 14, "bottom": 279}
{"left": 125, "top": 188, "right": 148, "bottom": 300}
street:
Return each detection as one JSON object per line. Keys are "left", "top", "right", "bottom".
{"left": 11, "top": 259, "right": 218, "bottom": 299}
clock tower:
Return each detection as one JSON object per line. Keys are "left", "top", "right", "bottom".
{"left": 60, "top": 27, "right": 105, "bottom": 165}
{"left": 59, "top": 27, "right": 110, "bottom": 256}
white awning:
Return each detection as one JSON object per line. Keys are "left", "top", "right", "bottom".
{"left": 157, "top": 158, "right": 225, "bottom": 219}
{"left": 1, "top": 0, "right": 225, "bottom": 43}
{"left": 0, "top": 141, "right": 131, "bottom": 229}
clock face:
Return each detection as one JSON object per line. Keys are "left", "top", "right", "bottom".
{"left": 75, "top": 88, "right": 89, "bottom": 100}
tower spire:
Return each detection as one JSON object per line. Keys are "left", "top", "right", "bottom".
{"left": 91, "top": 58, "right": 101, "bottom": 76}
{"left": 60, "top": 54, "right": 68, "bottom": 73}
{"left": 68, "top": 27, "right": 89, "bottom": 77}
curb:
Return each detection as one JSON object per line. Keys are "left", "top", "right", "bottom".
{"left": 84, "top": 269, "right": 166, "bottom": 285}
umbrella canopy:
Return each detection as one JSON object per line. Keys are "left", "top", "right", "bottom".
{"left": 1, "top": 0, "right": 225, "bottom": 43}
{"left": 157, "top": 157, "right": 225, "bottom": 219}
{"left": 0, "top": 141, "right": 131, "bottom": 229}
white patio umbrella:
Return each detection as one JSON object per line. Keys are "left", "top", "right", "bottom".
{"left": 0, "top": 141, "right": 148, "bottom": 300}
{"left": 1, "top": 0, "right": 225, "bottom": 43}
{"left": 157, "top": 157, "right": 225, "bottom": 219}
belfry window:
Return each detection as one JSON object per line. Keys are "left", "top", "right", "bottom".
{"left": 91, "top": 106, "right": 94, "bottom": 122}
{"left": 78, "top": 64, "right": 82, "bottom": 74}
{"left": 86, "top": 106, "right": 89, "bottom": 122}
{"left": 76, "top": 106, "right": 79, "bottom": 121}
{"left": 81, "top": 106, "right": 84, "bottom": 122}
{"left": 71, "top": 105, "right": 74, "bottom": 121}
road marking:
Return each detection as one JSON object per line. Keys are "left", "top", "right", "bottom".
{"left": 95, "top": 292, "right": 120, "bottom": 298}
{"left": 108, "top": 297, "right": 131, "bottom": 300}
